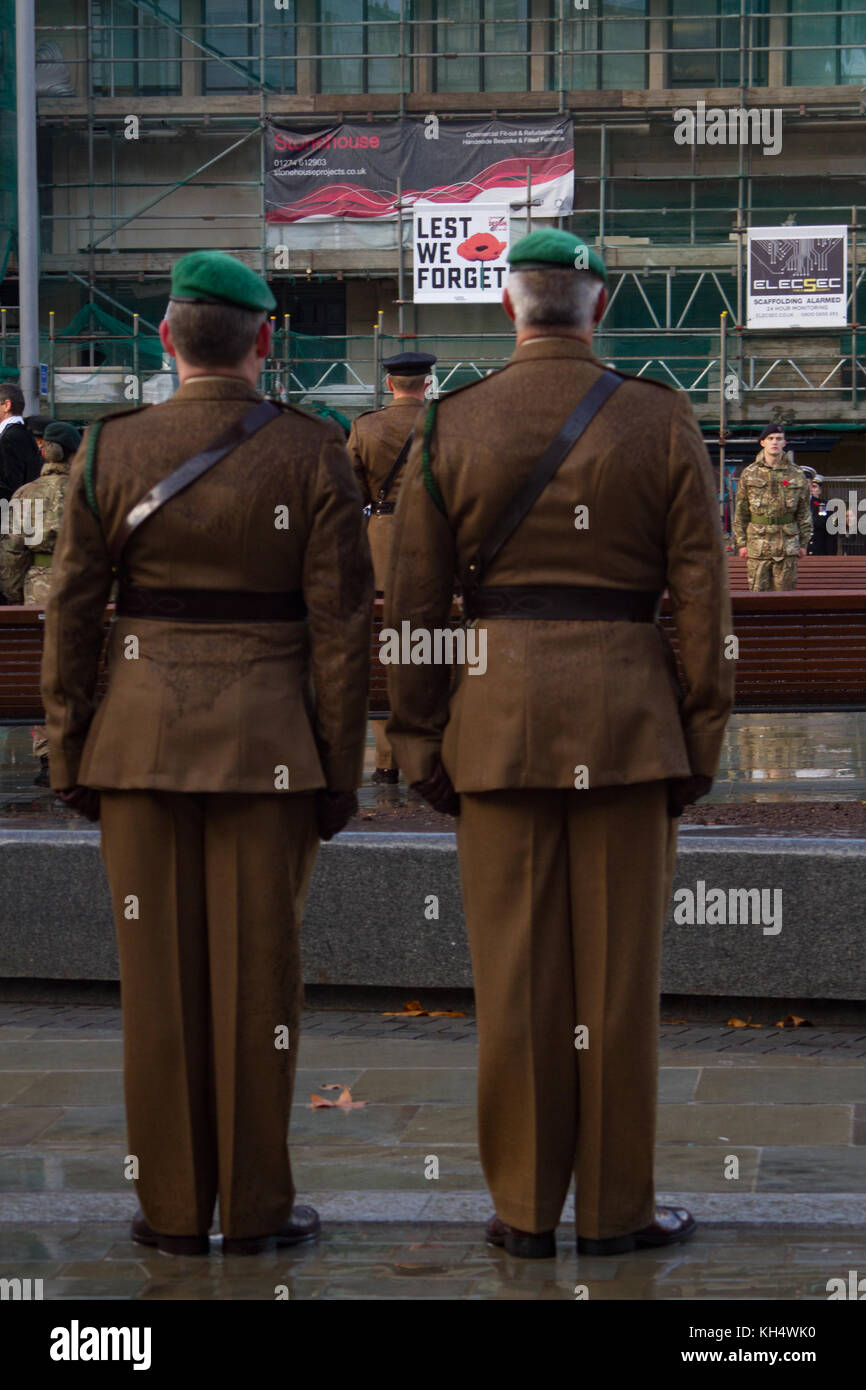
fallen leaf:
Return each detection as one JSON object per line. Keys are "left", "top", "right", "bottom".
{"left": 382, "top": 1000, "right": 466, "bottom": 1018}
{"left": 775, "top": 1014, "right": 813, "bottom": 1029}
{"left": 661, "top": 1018, "right": 687, "bottom": 1024}
{"left": 310, "top": 1083, "right": 367, "bottom": 1110}
{"left": 728, "top": 1017, "right": 750, "bottom": 1027}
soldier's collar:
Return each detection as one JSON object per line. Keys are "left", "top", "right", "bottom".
{"left": 509, "top": 336, "right": 599, "bottom": 365}
{"left": 172, "top": 377, "right": 263, "bottom": 402}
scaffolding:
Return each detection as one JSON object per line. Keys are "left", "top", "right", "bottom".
{"left": 8, "top": 1, "right": 865, "bottom": 419}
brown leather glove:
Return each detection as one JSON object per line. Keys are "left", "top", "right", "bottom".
{"left": 315, "top": 789, "right": 358, "bottom": 841}
{"left": 56, "top": 786, "right": 101, "bottom": 823}
{"left": 667, "top": 774, "right": 713, "bottom": 818}
{"left": 411, "top": 758, "right": 460, "bottom": 817}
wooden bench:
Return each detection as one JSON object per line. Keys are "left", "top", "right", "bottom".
{"left": 728, "top": 555, "right": 866, "bottom": 592}
{"left": 3, "top": 584, "right": 866, "bottom": 723}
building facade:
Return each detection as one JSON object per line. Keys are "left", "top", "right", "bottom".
{"left": 3, "top": 2, "right": 865, "bottom": 473}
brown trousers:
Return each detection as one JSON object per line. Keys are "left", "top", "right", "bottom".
{"left": 456, "top": 780, "right": 677, "bottom": 1239}
{"left": 99, "top": 789, "right": 318, "bottom": 1239}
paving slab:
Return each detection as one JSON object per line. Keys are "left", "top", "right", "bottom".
{"left": 656, "top": 1102, "right": 852, "bottom": 1147}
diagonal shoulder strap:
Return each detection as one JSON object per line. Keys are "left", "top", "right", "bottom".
{"left": 376, "top": 429, "right": 415, "bottom": 506}
{"left": 109, "top": 399, "right": 281, "bottom": 566}
{"left": 463, "top": 369, "right": 624, "bottom": 590}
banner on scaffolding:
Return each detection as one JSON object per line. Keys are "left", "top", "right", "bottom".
{"left": 413, "top": 204, "right": 510, "bottom": 304}
{"left": 264, "top": 118, "right": 573, "bottom": 223}
{"left": 746, "top": 225, "right": 848, "bottom": 329}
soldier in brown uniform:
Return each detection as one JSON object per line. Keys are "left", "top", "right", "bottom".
{"left": 0, "top": 421, "right": 80, "bottom": 785}
{"left": 385, "top": 230, "right": 734, "bottom": 1259}
{"left": 347, "top": 351, "right": 435, "bottom": 783}
{"left": 41, "top": 252, "right": 373, "bottom": 1256}
{"left": 733, "top": 426, "right": 811, "bottom": 590}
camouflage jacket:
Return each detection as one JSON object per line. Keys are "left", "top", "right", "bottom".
{"left": 0, "top": 458, "right": 70, "bottom": 603}
{"left": 733, "top": 450, "right": 812, "bottom": 550}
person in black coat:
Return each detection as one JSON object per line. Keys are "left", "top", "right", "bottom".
{"left": 0, "top": 383, "right": 43, "bottom": 504}
{"left": 807, "top": 478, "right": 837, "bottom": 556}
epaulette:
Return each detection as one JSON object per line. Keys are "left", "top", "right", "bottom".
{"left": 268, "top": 398, "right": 346, "bottom": 431}
{"left": 92, "top": 402, "right": 153, "bottom": 425}
{"left": 430, "top": 375, "right": 497, "bottom": 405}
{"left": 82, "top": 403, "right": 152, "bottom": 520}
{"left": 611, "top": 368, "right": 675, "bottom": 391}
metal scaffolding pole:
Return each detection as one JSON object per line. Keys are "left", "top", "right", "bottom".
{"left": 15, "top": 0, "right": 39, "bottom": 412}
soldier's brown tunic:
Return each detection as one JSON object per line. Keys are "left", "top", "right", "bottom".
{"left": 347, "top": 396, "right": 423, "bottom": 591}
{"left": 41, "top": 377, "right": 373, "bottom": 1239}
{"left": 43, "top": 379, "right": 372, "bottom": 794}
{"left": 347, "top": 394, "right": 423, "bottom": 772}
{"left": 385, "top": 337, "right": 734, "bottom": 1238}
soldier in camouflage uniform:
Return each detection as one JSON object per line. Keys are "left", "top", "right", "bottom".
{"left": 733, "top": 425, "right": 811, "bottom": 590}
{"left": 0, "top": 421, "right": 80, "bottom": 783}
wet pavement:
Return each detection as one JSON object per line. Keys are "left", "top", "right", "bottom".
{"left": 2, "top": 1003, "right": 866, "bottom": 1299}
{"left": 2, "top": 711, "right": 866, "bottom": 828}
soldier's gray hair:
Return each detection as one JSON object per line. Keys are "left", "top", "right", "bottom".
{"left": 507, "top": 269, "right": 605, "bottom": 332}
{"left": 167, "top": 300, "right": 267, "bottom": 368}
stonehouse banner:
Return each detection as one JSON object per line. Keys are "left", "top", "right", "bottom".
{"left": 747, "top": 226, "right": 848, "bottom": 328}
{"left": 413, "top": 205, "right": 510, "bottom": 304}
{"left": 265, "top": 117, "right": 573, "bottom": 223}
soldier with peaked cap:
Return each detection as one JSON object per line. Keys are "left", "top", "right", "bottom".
{"left": 347, "top": 349, "right": 436, "bottom": 784}
{"left": 734, "top": 424, "right": 811, "bottom": 590}
{"left": 41, "top": 250, "right": 373, "bottom": 1255}
{"left": 385, "top": 228, "right": 734, "bottom": 1259}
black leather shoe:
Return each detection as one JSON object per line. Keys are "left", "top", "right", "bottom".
{"left": 371, "top": 768, "right": 399, "bottom": 785}
{"left": 130, "top": 1208, "right": 209, "bottom": 1256}
{"left": 485, "top": 1214, "right": 556, "bottom": 1259}
{"left": 222, "top": 1205, "right": 321, "bottom": 1256}
{"left": 577, "top": 1205, "right": 697, "bottom": 1256}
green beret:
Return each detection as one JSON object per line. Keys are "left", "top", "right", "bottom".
{"left": 43, "top": 421, "right": 82, "bottom": 455}
{"left": 170, "top": 250, "right": 277, "bottom": 313}
{"left": 508, "top": 229, "right": 607, "bottom": 283}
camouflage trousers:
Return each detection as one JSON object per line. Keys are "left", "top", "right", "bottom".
{"left": 746, "top": 556, "right": 798, "bottom": 591}
{"left": 24, "top": 566, "right": 54, "bottom": 762}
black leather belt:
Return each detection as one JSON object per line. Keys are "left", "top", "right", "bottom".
{"left": 373, "top": 500, "right": 396, "bottom": 515}
{"left": 462, "top": 584, "right": 660, "bottom": 622}
{"left": 116, "top": 583, "right": 308, "bottom": 623}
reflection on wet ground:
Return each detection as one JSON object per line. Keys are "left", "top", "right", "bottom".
{"left": 2, "top": 712, "right": 866, "bottom": 829}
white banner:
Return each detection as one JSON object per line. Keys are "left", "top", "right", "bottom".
{"left": 747, "top": 225, "right": 848, "bottom": 329}
{"left": 413, "top": 204, "right": 510, "bottom": 304}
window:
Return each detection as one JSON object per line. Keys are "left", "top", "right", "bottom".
{"left": 434, "top": 0, "right": 530, "bottom": 95}
{"left": 319, "top": 0, "right": 402, "bottom": 95}
{"left": 564, "top": 0, "right": 647, "bottom": 92}
{"left": 92, "top": 0, "right": 182, "bottom": 97}
{"left": 790, "top": 0, "right": 866, "bottom": 86}
{"left": 668, "top": 0, "right": 768, "bottom": 89}
{"left": 204, "top": 0, "right": 296, "bottom": 93}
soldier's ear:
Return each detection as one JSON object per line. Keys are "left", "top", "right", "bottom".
{"left": 159, "top": 319, "right": 176, "bottom": 359}
{"left": 255, "top": 317, "right": 272, "bottom": 360}
{"left": 592, "top": 287, "right": 607, "bottom": 326}
{"left": 502, "top": 288, "right": 516, "bottom": 324}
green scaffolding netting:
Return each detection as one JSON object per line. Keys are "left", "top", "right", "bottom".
{"left": 56, "top": 304, "right": 163, "bottom": 371}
